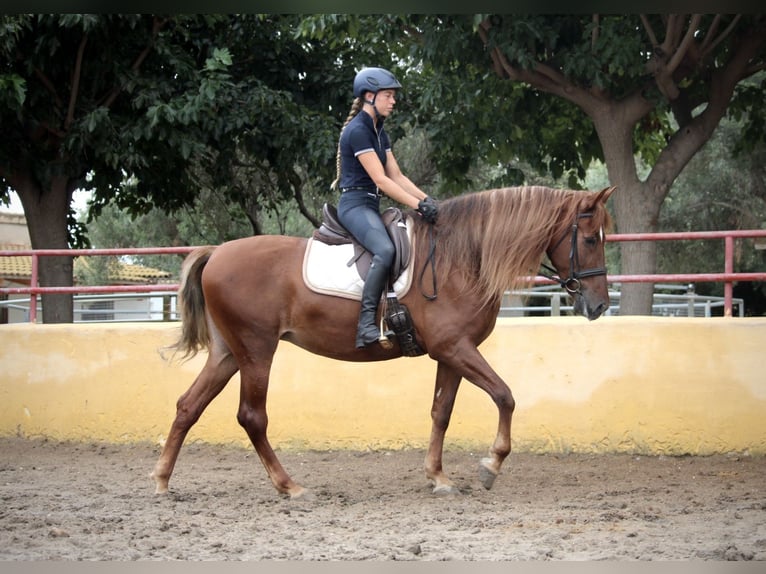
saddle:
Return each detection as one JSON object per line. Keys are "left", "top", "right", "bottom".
{"left": 312, "top": 203, "right": 411, "bottom": 284}
{"left": 311, "top": 204, "right": 424, "bottom": 357}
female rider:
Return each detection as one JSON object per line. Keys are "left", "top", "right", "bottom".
{"left": 332, "top": 67, "right": 438, "bottom": 348}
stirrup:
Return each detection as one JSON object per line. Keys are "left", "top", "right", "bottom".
{"left": 355, "top": 318, "right": 393, "bottom": 349}
{"left": 378, "top": 317, "right": 394, "bottom": 349}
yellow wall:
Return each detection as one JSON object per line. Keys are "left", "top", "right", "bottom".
{"left": 1, "top": 317, "right": 764, "bottom": 455}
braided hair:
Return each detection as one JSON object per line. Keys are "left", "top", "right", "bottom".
{"left": 330, "top": 97, "right": 364, "bottom": 191}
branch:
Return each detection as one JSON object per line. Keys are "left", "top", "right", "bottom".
{"left": 649, "top": 18, "right": 766, "bottom": 196}
{"left": 640, "top": 14, "right": 659, "bottom": 47}
{"left": 698, "top": 14, "right": 721, "bottom": 53}
{"left": 591, "top": 14, "right": 599, "bottom": 50}
{"left": 22, "top": 92, "right": 65, "bottom": 148}
{"left": 65, "top": 33, "right": 88, "bottom": 130}
{"left": 33, "top": 67, "right": 64, "bottom": 110}
{"left": 478, "top": 18, "right": 587, "bottom": 105}
{"left": 478, "top": 20, "right": 507, "bottom": 78}
{"left": 534, "top": 61, "right": 575, "bottom": 92}
{"left": 722, "top": 19, "right": 766, "bottom": 87}
{"left": 287, "top": 169, "right": 321, "bottom": 228}
{"left": 666, "top": 14, "right": 701, "bottom": 75}
{"left": 245, "top": 209, "right": 264, "bottom": 236}
{"left": 101, "top": 16, "right": 167, "bottom": 109}
{"left": 665, "top": 15, "right": 685, "bottom": 53}
{"left": 744, "top": 61, "right": 766, "bottom": 77}
{"left": 700, "top": 14, "right": 742, "bottom": 59}
{"left": 644, "top": 14, "right": 698, "bottom": 100}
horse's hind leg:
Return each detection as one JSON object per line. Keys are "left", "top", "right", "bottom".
{"left": 235, "top": 342, "right": 308, "bottom": 499}
{"left": 425, "top": 362, "right": 463, "bottom": 495}
{"left": 150, "top": 338, "right": 238, "bottom": 494}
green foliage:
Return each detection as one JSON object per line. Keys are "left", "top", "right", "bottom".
{"left": 297, "top": 15, "right": 670, "bottom": 192}
{"left": 0, "top": 14, "right": 374, "bottom": 243}
{"left": 81, "top": 188, "right": 251, "bottom": 279}
{"left": 0, "top": 74, "right": 25, "bottom": 108}
{"left": 73, "top": 254, "right": 120, "bottom": 287}
{"left": 658, "top": 115, "right": 766, "bottom": 306}
{"left": 729, "top": 72, "right": 766, "bottom": 152}
{"left": 416, "top": 15, "right": 671, "bottom": 182}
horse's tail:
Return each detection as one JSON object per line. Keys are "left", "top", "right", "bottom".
{"left": 163, "top": 246, "right": 216, "bottom": 362}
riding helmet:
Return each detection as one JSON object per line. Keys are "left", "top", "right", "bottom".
{"left": 353, "top": 67, "right": 402, "bottom": 98}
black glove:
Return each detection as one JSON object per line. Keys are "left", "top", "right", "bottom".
{"left": 417, "top": 196, "right": 438, "bottom": 224}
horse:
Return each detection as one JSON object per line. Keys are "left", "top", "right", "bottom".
{"left": 150, "top": 185, "right": 616, "bottom": 498}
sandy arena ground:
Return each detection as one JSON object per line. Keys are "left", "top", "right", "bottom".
{"left": 1, "top": 437, "right": 764, "bottom": 561}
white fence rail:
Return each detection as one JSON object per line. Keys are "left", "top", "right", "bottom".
{"left": 1, "top": 283, "right": 745, "bottom": 323}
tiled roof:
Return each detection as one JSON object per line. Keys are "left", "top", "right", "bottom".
{"left": 0, "top": 244, "right": 172, "bottom": 285}
{"left": 0, "top": 244, "right": 31, "bottom": 279}
{"left": 112, "top": 263, "right": 172, "bottom": 282}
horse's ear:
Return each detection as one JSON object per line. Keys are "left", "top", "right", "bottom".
{"left": 586, "top": 185, "right": 616, "bottom": 209}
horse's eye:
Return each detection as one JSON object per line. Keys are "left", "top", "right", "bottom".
{"left": 584, "top": 227, "right": 604, "bottom": 246}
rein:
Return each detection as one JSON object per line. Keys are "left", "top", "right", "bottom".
{"left": 540, "top": 212, "right": 607, "bottom": 295}
{"left": 418, "top": 224, "right": 438, "bottom": 301}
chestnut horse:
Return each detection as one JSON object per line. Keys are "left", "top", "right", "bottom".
{"left": 151, "top": 185, "right": 615, "bottom": 498}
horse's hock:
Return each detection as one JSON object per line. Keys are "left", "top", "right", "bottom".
{"left": 1, "top": 316, "right": 764, "bottom": 455}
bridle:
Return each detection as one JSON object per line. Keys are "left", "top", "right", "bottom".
{"left": 540, "top": 212, "right": 607, "bottom": 295}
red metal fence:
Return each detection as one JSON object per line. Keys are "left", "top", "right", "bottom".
{"left": 2, "top": 230, "right": 766, "bottom": 322}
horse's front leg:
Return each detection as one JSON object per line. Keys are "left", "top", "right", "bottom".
{"left": 424, "top": 361, "right": 462, "bottom": 494}
{"left": 435, "top": 340, "right": 515, "bottom": 491}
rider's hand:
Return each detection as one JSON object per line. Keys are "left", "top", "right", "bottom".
{"left": 417, "top": 197, "right": 438, "bottom": 224}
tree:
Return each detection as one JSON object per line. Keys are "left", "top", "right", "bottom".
{"left": 0, "top": 15, "right": 240, "bottom": 321}
{"left": 0, "top": 14, "right": 373, "bottom": 322}
{"left": 302, "top": 14, "right": 766, "bottom": 314}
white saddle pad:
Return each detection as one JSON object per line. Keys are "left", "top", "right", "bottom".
{"left": 302, "top": 232, "right": 414, "bottom": 301}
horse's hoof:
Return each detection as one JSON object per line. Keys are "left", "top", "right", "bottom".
{"left": 478, "top": 459, "right": 498, "bottom": 490}
{"left": 289, "top": 487, "right": 315, "bottom": 501}
{"left": 432, "top": 484, "right": 461, "bottom": 496}
{"left": 149, "top": 471, "right": 169, "bottom": 495}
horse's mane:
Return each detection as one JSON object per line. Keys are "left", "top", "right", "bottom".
{"left": 412, "top": 186, "right": 612, "bottom": 307}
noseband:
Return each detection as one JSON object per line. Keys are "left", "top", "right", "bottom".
{"left": 541, "top": 212, "right": 607, "bottom": 295}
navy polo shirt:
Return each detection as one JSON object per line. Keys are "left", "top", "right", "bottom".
{"left": 338, "top": 112, "right": 390, "bottom": 191}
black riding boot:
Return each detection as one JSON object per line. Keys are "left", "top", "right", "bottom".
{"left": 355, "top": 260, "right": 390, "bottom": 348}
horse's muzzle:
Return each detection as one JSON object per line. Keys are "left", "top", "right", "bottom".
{"left": 574, "top": 295, "right": 609, "bottom": 321}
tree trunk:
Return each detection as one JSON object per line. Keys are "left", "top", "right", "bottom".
{"left": 612, "top": 181, "right": 661, "bottom": 315}
{"left": 15, "top": 174, "right": 74, "bottom": 323}
{"left": 592, "top": 102, "right": 662, "bottom": 315}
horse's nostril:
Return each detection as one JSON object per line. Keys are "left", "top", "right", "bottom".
{"left": 589, "top": 301, "right": 608, "bottom": 320}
